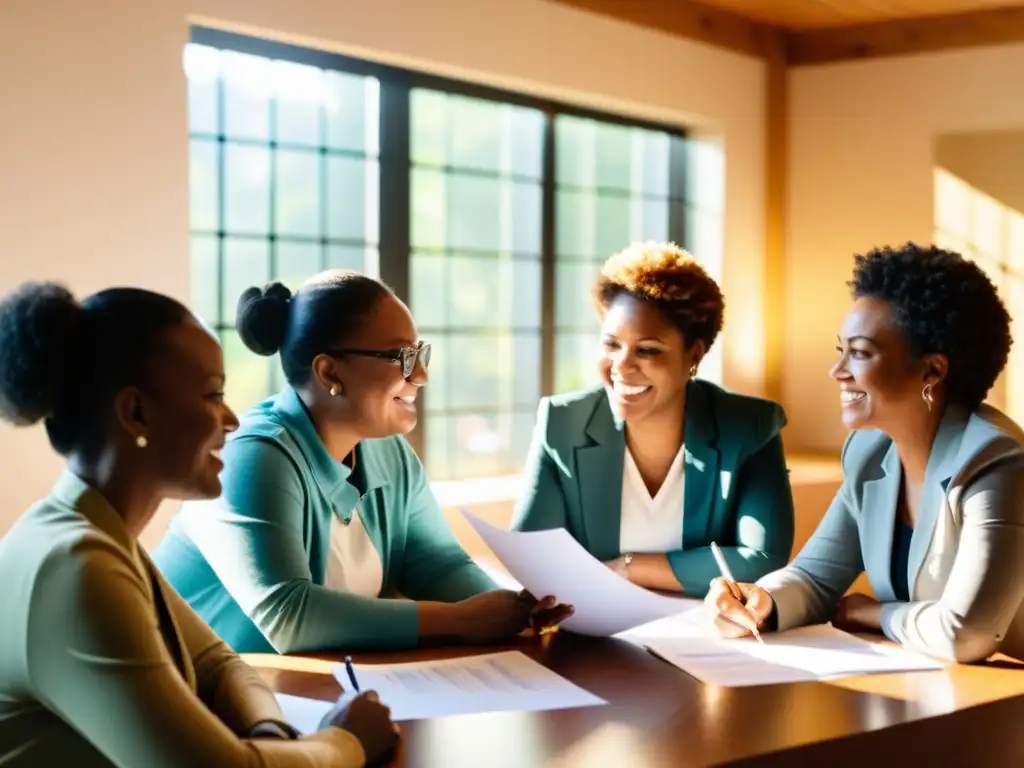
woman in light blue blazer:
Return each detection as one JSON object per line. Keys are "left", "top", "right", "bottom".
{"left": 708, "top": 243, "right": 1024, "bottom": 663}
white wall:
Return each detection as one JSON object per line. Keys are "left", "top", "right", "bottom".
{"left": 786, "top": 43, "right": 1024, "bottom": 452}
{"left": 0, "top": 0, "right": 766, "bottom": 543}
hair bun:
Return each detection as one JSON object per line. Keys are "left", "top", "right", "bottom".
{"left": 236, "top": 282, "right": 293, "bottom": 356}
{"left": 0, "top": 282, "right": 83, "bottom": 426}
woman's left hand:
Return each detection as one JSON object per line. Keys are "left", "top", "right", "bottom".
{"left": 518, "top": 591, "right": 574, "bottom": 632}
{"left": 833, "top": 593, "right": 882, "bottom": 632}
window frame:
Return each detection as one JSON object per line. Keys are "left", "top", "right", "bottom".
{"left": 190, "top": 26, "right": 689, "bottom": 468}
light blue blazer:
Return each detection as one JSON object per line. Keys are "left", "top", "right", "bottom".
{"left": 759, "top": 404, "right": 1024, "bottom": 662}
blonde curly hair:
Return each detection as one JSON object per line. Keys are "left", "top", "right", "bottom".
{"left": 593, "top": 240, "right": 724, "bottom": 349}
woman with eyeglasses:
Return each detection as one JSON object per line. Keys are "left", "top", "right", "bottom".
{"left": 153, "top": 270, "right": 571, "bottom": 653}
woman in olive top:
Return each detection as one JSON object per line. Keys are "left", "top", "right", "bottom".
{"left": 708, "top": 244, "right": 1024, "bottom": 663}
{"left": 0, "top": 282, "right": 395, "bottom": 767}
{"left": 513, "top": 242, "right": 795, "bottom": 596}
{"left": 154, "top": 271, "right": 570, "bottom": 654}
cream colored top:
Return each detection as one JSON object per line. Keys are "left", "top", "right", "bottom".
{"left": 619, "top": 445, "right": 686, "bottom": 554}
{"left": 325, "top": 509, "right": 385, "bottom": 598}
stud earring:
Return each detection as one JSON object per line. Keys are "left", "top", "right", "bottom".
{"left": 689, "top": 364, "right": 698, "bottom": 378}
{"left": 922, "top": 383, "right": 934, "bottom": 412}
{"left": 329, "top": 384, "right": 340, "bottom": 397}
{"left": 135, "top": 435, "right": 148, "bottom": 449}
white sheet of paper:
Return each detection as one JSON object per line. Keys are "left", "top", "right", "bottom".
{"left": 463, "top": 511, "right": 701, "bottom": 636}
{"left": 274, "top": 693, "right": 333, "bottom": 735}
{"left": 643, "top": 623, "right": 945, "bottom": 687}
{"left": 332, "top": 651, "right": 605, "bottom": 721}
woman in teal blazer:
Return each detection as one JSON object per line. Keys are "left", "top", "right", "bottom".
{"left": 154, "top": 272, "right": 569, "bottom": 654}
{"left": 513, "top": 242, "right": 794, "bottom": 596}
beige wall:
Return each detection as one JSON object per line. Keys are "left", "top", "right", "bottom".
{"left": 935, "top": 130, "right": 1024, "bottom": 214}
{"left": 0, "top": 0, "right": 767, "bottom": 542}
{"left": 786, "top": 44, "right": 1024, "bottom": 452}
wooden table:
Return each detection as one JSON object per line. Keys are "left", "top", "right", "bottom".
{"left": 245, "top": 631, "right": 1024, "bottom": 766}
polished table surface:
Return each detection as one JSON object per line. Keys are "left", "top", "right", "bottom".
{"left": 244, "top": 631, "right": 1024, "bottom": 766}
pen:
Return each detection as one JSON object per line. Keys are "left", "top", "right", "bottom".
{"left": 344, "top": 655, "right": 362, "bottom": 693}
{"left": 710, "top": 542, "right": 765, "bottom": 645}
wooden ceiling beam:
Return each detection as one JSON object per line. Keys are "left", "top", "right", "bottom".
{"left": 549, "top": 0, "right": 779, "bottom": 60}
{"left": 788, "top": 7, "right": 1024, "bottom": 66}
{"left": 552, "top": 0, "right": 1024, "bottom": 65}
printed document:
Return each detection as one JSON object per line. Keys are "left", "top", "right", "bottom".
{"left": 463, "top": 511, "right": 701, "bottom": 636}
{"left": 332, "top": 651, "right": 605, "bottom": 721}
{"left": 274, "top": 693, "right": 332, "bottom": 735}
{"left": 643, "top": 623, "right": 944, "bottom": 687}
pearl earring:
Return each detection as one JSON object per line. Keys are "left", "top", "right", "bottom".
{"left": 330, "top": 385, "right": 340, "bottom": 397}
{"left": 136, "top": 435, "right": 148, "bottom": 449}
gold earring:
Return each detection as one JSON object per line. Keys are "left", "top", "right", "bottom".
{"left": 329, "top": 384, "right": 340, "bottom": 397}
{"left": 136, "top": 435, "right": 148, "bottom": 449}
{"left": 922, "top": 383, "right": 934, "bottom": 412}
{"left": 689, "top": 364, "right": 698, "bottom": 378}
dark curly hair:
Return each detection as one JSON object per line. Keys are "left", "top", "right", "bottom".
{"left": 236, "top": 269, "right": 393, "bottom": 386}
{"left": 593, "top": 241, "right": 724, "bottom": 351}
{"left": 849, "top": 242, "right": 1012, "bottom": 410}
{"left": 0, "top": 282, "right": 190, "bottom": 456}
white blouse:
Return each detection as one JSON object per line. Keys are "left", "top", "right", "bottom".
{"left": 619, "top": 445, "right": 686, "bottom": 554}
{"left": 324, "top": 507, "right": 385, "bottom": 598}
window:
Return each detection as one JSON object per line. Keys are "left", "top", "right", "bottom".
{"left": 553, "top": 116, "right": 687, "bottom": 393}
{"left": 185, "top": 43, "right": 380, "bottom": 410}
{"left": 186, "top": 29, "right": 707, "bottom": 481}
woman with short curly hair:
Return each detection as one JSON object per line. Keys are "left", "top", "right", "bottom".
{"left": 707, "top": 242, "right": 1024, "bottom": 663}
{"left": 512, "top": 241, "right": 795, "bottom": 597}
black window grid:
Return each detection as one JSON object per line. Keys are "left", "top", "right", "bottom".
{"left": 189, "top": 26, "right": 691, "bottom": 479}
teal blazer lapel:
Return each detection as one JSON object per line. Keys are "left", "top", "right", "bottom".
{"left": 862, "top": 443, "right": 901, "bottom": 601}
{"left": 682, "top": 382, "right": 721, "bottom": 550}
{"left": 574, "top": 396, "right": 625, "bottom": 561}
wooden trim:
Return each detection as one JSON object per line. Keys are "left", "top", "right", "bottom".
{"left": 548, "top": 0, "right": 776, "bottom": 60}
{"left": 788, "top": 7, "right": 1024, "bottom": 66}
{"left": 763, "top": 29, "right": 787, "bottom": 404}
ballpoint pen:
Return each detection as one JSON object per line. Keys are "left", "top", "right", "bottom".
{"left": 710, "top": 541, "right": 765, "bottom": 645}
{"left": 344, "top": 655, "right": 362, "bottom": 693}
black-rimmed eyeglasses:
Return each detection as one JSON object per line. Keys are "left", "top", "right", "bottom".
{"left": 329, "top": 341, "right": 431, "bottom": 379}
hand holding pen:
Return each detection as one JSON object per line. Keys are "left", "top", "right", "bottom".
{"left": 707, "top": 542, "right": 771, "bottom": 643}
{"left": 319, "top": 657, "right": 399, "bottom": 764}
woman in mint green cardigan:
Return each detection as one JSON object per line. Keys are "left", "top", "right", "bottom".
{"left": 154, "top": 272, "right": 569, "bottom": 654}
{"left": 513, "top": 242, "right": 795, "bottom": 597}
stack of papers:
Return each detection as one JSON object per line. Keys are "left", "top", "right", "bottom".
{"left": 274, "top": 651, "right": 605, "bottom": 732}
{"left": 463, "top": 512, "right": 701, "bottom": 636}
{"left": 642, "top": 623, "right": 945, "bottom": 686}
{"left": 332, "top": 650, "right": 606, "bottom": 721}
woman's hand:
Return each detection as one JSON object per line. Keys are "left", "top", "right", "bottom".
{"left": 452, "top": 590, "right": 574, "bottom": 642}
{"left": 704, "top": 577, "right": 774, "bottom": 638}
{"left": 451, "top": 589, "right": 534, "bottom": 642}
{"left": 518, "top": 590, "right": 574, "bottom": 632}
{"left": 833, "top": 593, "right": 882, "bottom": 632}
{"left": 320, "top": 691, "right": 399, "bottom": 765}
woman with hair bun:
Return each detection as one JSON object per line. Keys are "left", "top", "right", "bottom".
{"left": 0, "top": 282, "right": 396, "bottom": 767}
{"left": 513, "top": 241, "right": 795, "bottom": 596}
{"left": 154, "top": 270, "right": 571, "bottom": 653}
